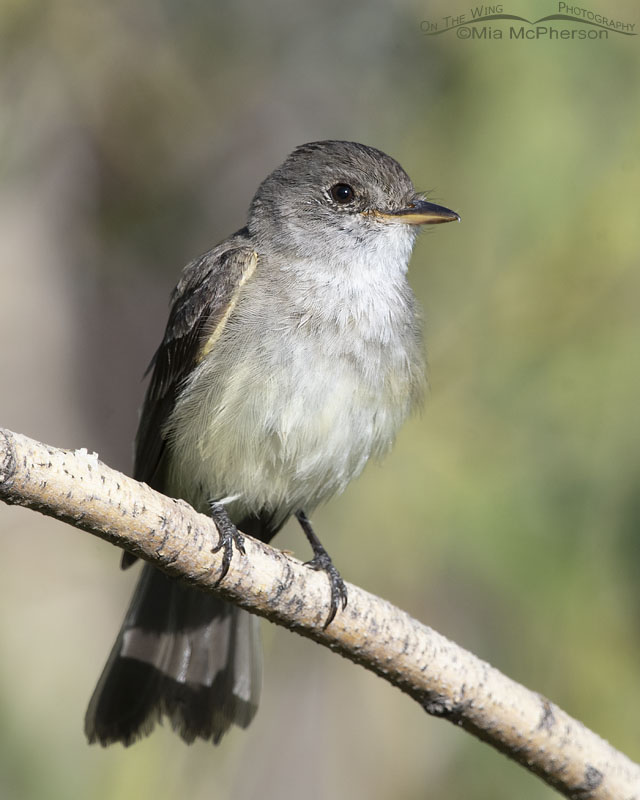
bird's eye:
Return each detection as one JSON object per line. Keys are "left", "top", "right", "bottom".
{"left": 330, "top": 183, "right": 355, "bottom": 204}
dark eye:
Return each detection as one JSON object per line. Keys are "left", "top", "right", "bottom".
{"left": 330, "top": 183, "right": 355, "bottom": 204}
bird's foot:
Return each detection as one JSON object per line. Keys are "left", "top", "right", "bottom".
{"left": 209, "top": 501, "right": 245, "bottom": 584}
{"left": 296, "top": 510, "right": 348, "bottom": 628}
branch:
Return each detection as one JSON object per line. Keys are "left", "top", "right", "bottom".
{"left": 0, "top": 427, "right": 637, "bottom": 799}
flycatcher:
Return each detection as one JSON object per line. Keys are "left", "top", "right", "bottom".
{"left": 85, "top": 140, "right": 459, "bottom": 747}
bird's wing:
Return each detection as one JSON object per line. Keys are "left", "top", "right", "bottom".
{"left": 121, "top": 239, "right": 257, "bottom": 569}
{"left": 133, "top": 238, "right": 258, "bottom": 488}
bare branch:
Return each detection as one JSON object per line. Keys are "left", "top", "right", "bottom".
{"left": 0, "top": 426, "right": 638, "bottom": 799}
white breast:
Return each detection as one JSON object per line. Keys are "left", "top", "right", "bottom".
{"left": 164, "top": 233, "right": 424, "bottom": 524}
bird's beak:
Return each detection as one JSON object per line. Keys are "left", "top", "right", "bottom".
{"left": 377, "top": 199, "right": 460, "bottom": 225}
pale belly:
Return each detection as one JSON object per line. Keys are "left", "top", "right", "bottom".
{"left": 163, "top": 330, "right": 416, "bottom": 522}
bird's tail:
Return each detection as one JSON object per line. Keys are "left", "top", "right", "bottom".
{"left": 85, "top": 564, "right": 262, "bottom": 746}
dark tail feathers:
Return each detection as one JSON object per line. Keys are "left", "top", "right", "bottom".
{"left": 85, "top": 564, "right": 261, "bottom": 746}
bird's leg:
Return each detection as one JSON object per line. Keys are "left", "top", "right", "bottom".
{"left": 295, "top": 510, "right": 348, "bottom": 628}
{"left": 209, "top": 500, "right": 245, "bottom": 584}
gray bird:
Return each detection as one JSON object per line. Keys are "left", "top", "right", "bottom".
{"left": 85, "top": 140, "right": 459, "bottom": 747}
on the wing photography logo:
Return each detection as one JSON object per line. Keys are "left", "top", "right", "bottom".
{"left": 421, "top": 2, "right": 636, "bottom": 40}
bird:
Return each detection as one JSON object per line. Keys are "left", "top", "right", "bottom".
{"left": 85, "top": 140, "right": 459, "bottom": 747}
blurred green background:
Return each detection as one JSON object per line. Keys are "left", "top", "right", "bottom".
{"left": 1, "top": 1, "right": 639, "bottom": 798}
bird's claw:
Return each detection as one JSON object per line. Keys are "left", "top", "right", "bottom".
{"left": 305, "top": 550, "right": 348, "bottom": 629}
{"left": 296, "top": 510, "right": 348, "bottom": 628}
{"left": 209, "top": 501, "right": 245, "bottom": 584}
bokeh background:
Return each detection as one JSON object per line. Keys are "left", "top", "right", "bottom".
{"left": 1, "top": 1, "right": 639, "bottom": 798}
